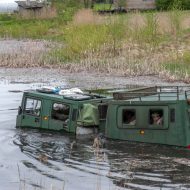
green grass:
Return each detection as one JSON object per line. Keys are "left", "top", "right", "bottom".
{"left": 0, "top": 0, "right": 82, "bottom": 39}
{"left": 50, "top": 24, "right": 110, "bottom": 61}
{"left": 93, "top": 3, "right": 114, "bottom": 11}
{"left": 0, "top": 18, "right": 57, "bottom": 39}
{"left": 1, "top": 4, "right": 190, "bottom": 80}
{"left": 163, "top": 51, "right": 190, "bottom": 78}
{"left": 50, "top": 15, "right": 127, "bottom": 61}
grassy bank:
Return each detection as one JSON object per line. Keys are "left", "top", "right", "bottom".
{"left": 1, "top": 6, "right": 190, "bottom": 82}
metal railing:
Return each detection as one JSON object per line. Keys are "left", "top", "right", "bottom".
{"left": 113, "top": 86, "right": 190, "bottom": 101}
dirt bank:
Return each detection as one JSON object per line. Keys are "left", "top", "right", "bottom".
{"left": 0, "top": 39, "right": 54, "bottom": 67}
{"left": 0, "top": 67, "right": 185, "bottom": 89}
{"left": 0, "top": 39, "right": 187, "bottom": 86}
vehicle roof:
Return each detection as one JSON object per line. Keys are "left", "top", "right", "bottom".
{"left": 23, "top": 90, "right": 112, "bottom": 104}
{"left": 112, "top": 86, "right": 190, "bottom": 103}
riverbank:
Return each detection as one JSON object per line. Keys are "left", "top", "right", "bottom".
{"left": 1, "top": 9, "right": 190, "bottom": 82}
{"left": 0, "top": 38, "right": 185, "bottom": 87}
{"left": 0, "top": 38, "right": 189, "bottom": 85}
{"left": 0, "top": 67, "right": 185, "bottom": 89}
{"left": 0, "top": 10, "right": 190, "bottom": 83}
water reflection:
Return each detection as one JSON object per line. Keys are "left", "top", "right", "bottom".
{"left": 1, "top": 80, "right": 190, "bottom": 190}
{"left": 13, "top": 129, "right": 113, "bottom": 189}
{"left": 107, "top": 141, "right": 190, "bottom": 189}
{"left": 12, "top": 128, "right": 190, "bottom": 190}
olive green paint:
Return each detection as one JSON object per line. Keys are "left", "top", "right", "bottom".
{"left": 105, "top": 99, "right": 190, "bottom": 147}
{"left": 16, "top": 87, "right": 190, "bottom": 147}
{"left": 16, "top": 91, "right": 110, "bottom": 134}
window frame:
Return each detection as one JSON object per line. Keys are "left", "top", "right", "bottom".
{"left": 72, "top": 108, "right": 78, "bottom": 122}
{"left": 170, "top": 108, "right": 175, "bottom": 123}
{"left": 147, "top": 106, "right": 169, "bottom": 129}
{"left": 51, "top": 102, "right": 71, "bottom": 122}
{"left": 122, "top": 109, "right": 136, "bottom": 126}
{"left": 117, "top": 105, "right": 169, "bottom": 130}
{"left": 148, "top": 109, "right": 164, "bottom": 128}
{"left": 24, "top": 97, "right": 42, "bottom": 117}
{"left": 98, "top": 104, "right": 108, "bottom": 120}
{"left": 117, "top": 106, "right": 138, "bottom": 129}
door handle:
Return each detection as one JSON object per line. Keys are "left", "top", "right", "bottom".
{"left": 35, "top": 118, "right": 40, "bottom": 122}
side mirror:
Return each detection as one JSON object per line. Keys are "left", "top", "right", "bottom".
{"left": 18, "top": 106, "right": 22, "bottom": 115}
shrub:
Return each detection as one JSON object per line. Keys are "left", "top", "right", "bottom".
{"left": 181, "top": 0, "right": 190, "bottom": 9}
{"left": 156, "top": 0, "right": 174, "bottom": 10}
{"left": 156, "top": 0, "right": 190, "bottom": 10}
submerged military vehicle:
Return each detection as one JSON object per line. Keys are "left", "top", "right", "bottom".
{"left": 16, "top": 87, "right": 110, "bottom": 134}
{"left": 16, "top": 86, "right": 190, "bottom": 148}
{"left": 105, "top": 86, "right": 190, "bottom": 148}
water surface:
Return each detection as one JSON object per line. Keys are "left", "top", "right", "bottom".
{"left": 0, "top": 80, "right": 190, "bottom": 190}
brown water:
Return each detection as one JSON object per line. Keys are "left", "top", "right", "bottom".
{"left": 1, "top": 80, "right": 190, "bottom": 190}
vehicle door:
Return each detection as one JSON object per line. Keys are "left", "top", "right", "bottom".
{"left": 21, "top": 97, "right": 42, "bottom": 128}
{"left": 49, "top": 102, "right": 71, "bottom": 131}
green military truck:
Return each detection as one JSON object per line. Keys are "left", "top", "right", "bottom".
{"left": 16, "top": 89, "right": 110, "bottom": 134}
{"left": 16, "top": 86, "right": 190, "bottom": 148}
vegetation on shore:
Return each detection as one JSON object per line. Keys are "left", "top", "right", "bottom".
{"left": 0, "top": 1, "right": 190, "bottom": 82}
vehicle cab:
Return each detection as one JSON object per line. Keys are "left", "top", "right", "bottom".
{"left": 16, "top": 89, "right": 111, "bottom": 134}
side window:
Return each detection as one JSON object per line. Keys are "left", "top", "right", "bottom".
{"left": 52, "top": 103, "right": 70, "bottom": 122}
{"left": 170, "top": 109, "right": 175, "bottom": 123}
{"left": 98, "top": 104, "right": 108, "bottom": 120}
{"left": 72, "top": 109, "right": 78, "bottom": 121}
{"left": 24, "top": 98, "right": 41, "bottom": 116}
{"left": 149, "top": 109, "right": 163, "bottom": 126}
{"left": 123, "top": 109, "right": 136, "bottom": 125}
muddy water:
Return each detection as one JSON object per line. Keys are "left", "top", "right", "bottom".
{"left": 1, "top": 80, "right": 190, "bottom": 190}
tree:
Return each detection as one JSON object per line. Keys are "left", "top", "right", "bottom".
{"left": 156, "top": 0, "right": 190, "bottom": 10}
{"left": 156, "top": 0, "right": 174, "bottom": 10}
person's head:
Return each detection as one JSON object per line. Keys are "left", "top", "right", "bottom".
{"left": 152, "top": 113, "right": 160, "bottom": 124}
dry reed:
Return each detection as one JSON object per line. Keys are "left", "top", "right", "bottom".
{"left": 17, "top": 7, "right": 57, "bottom": 20}
{"left": 1, "top": 10, "right": 190, "bottom": 82}
{"left": 73, "top": 9, "right": 103, "bottom": 25}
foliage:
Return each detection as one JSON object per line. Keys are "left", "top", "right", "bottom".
{"left": 93, "top": 3, "right": 113, "bottom": 11}
{"left": 1, "top": 3, "right": 190, "bottom": 80}
{"left": 156, "top": 0, "right": 172, "bottom": 10}
{"left": 0, "top": 19, "right": 57, "bottom": 39}
{"left": 0, "top": 13, "right": 16, "bottom": 21}
{"left": 163, "top": 52, "right": 190, "bottom": 78}
{"left": 53, "top": 24, "right": 110, "bottom": 61}
{"left": 107, "top": 16, "right": 126, "bottom": 54}
{"left": 182, "top": 0, "right": 190, "bottom": 9}
{"left": 156, "top": 0, "right": 190, "bottom": 10}
{"left": 55, "top": 0, "right": 83, "bottom": 23}
{"left": 116, "top": 0, "right": 126, "bottom": 9}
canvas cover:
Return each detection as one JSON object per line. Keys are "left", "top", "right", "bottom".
{"left": 77, "top": 104, "right": 99, "bottom": 126}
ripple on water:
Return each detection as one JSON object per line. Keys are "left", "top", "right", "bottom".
{"left": 1, "top": 81, "right": 190, "bottom": 189}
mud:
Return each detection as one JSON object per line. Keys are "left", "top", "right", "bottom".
{"left": 0, "top": 69, "right": 190, "bottom": 190}
{"left": 0, "top": 39, "right": 185, "bottom": 87}
{"left": 0, "top": 67, "right": 186, "bottom": 89}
